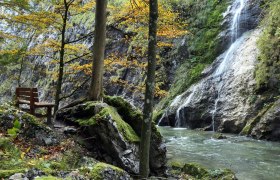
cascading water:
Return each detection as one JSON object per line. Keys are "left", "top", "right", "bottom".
{"left": 211, "top": 0, "right": 247, "bottom": 131}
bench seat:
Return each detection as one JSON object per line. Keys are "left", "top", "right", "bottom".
{"left": 16, "top": 87, "right": 54, "bottom": 125}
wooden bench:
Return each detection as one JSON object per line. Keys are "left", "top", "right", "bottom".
{"left": 15, "top": 87, "right": 55, "bottom": 125}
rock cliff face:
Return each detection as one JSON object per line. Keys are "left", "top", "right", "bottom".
{"left": 159, "top": 29, "right": 260, "bottom": 133}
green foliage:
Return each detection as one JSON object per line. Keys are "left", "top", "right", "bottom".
{"left": 7, "top": 119, "right": 21, "bottom": 138}
{"left": 255, "top": 0, "right": 280, "bottom": 93}
{"left": 0, "top": 169, "right": 26, "bottom": 179}
{"left": 0, "top": 137, "right": 23, "bottom": 171}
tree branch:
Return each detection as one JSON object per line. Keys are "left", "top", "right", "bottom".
{"left": 64, "top": 53, "right": 91, "bottom": 64}
{"left": 65, "top": 31, "right": 95, "bottom": 44}
{"left": 59, "top": 77, "right": 90, "bottom": 101}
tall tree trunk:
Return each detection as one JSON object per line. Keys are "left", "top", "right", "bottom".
{"left": 54, "top": 0, "right": 68, "bottom": 113}
{"left": 139, "top": 0, "right": 158, "bottom": 178}
{"left": 89, "top": 0, "right": 108, "bottom": 101}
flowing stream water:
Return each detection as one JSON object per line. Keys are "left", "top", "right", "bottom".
{"left": 159, "top": 127, "right": 280, "bottom": 180}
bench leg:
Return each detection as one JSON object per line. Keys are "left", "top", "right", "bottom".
{"left": 47, "top": 107, "right": 52, "bottom": 125}
{"left": 30, "top": 106, "right": 35, "bottom": 115}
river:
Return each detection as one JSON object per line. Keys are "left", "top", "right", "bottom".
{"left": 158, "top": 127, "right": 280, "bottom": 180}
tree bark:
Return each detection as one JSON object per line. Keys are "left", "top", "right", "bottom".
{"left": 54, "top": 0, "right": 68, "bottom": 113}
{"left": 139, "top": 0, "right": 158, "bottom": 178}
{"left": 89, "top": 0, "right": 108, "bottom": 101}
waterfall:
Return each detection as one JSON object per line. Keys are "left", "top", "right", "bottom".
{"left": 160, "top": 0, "right": 249, "bottom": 128}
{"left": 211, "top": 0, "right": 247, "bottom": 131}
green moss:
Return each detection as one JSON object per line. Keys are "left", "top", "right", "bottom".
{"left": 104, "top": 96, "right": 143, "bottom": 135}
{"left": 75, "top": 100, "right": 140, "bottom": 143}
{"left": 255, "top": 0, "right": 280, "bottom": 93}
{"left": 99, "top": 106, "right": 140, "bottom": 143}
{"left": 240, "top": 103, "right": 273, "bottom": 135}
{"left": 89, "top": 162, "right": 125, "bottom": 180}
{"left": 104, "top": 96, "right": 143, "bottom": 122}
{"left": 208, "top": 169, "right": 237, "bottom": 180}
{"left": 34, "top": 176, "right": 63, "bottom": 180}
{"left": 0, "top": 169, "right": 26, "bottom": 178}
{"left": 169, "top": 161, "right": 184, "bottom": 170}
{"left": 152, "top": 110, "right": 164, "bottom": 123}
{"left": 182, "top": 163, "right": 208, "bottom": 179}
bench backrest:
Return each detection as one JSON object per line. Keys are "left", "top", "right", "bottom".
{"left": 16, "top": 88, "right": 39, "bottom": 105}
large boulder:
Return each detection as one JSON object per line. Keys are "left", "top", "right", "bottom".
{"left": 56, "top": 101, "right": 140, "bottom": 174}
{"left": 104, "top": 96, "right": 167, "bottom": 175}
{"left": 56, "top": 97, "right": 167, "bottom": 175}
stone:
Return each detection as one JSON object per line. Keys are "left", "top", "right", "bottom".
{"left": 8, "top": 173, "right": 27, "bottom": 180}
{"left": 89, "top": 162, "right": 131, "bottom": 180}
{"left": 104, "top": 96, "right": 167, "bottom": 175}
{"left": 212, "top": 133, "right": 227, "bottom": 139}
{"left": 63, "top": 126, "right": 77, "bottom": 134}
{"left": 25, "top": 168, "right": 45, "bottom": 180}
{"left": 56, "top": 102, "right": 140, "bottom": 174}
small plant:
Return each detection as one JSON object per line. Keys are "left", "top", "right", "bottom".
{"left": 7, "top": 119, "right": 21, "bottom": 138}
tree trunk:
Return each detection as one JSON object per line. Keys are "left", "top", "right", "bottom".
{"left": 54, "top": 0, "right": 68, "bottom": 113}
{"left": 89, "top": 0, "right": 108, "bottom": 101}
{"left": 139, "top": 0, "right": 158, "bottom": 178}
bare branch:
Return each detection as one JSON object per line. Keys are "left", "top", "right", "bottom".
{"left": 59, "top": 77, "right": 90, "bottom": 101}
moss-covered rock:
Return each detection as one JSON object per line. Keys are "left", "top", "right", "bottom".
{"left": 105, "top": 96, "right": 167, "bottom": 175}
{"left": 240, "top": 103, "right": 273, "bottom": 135}
{"left": 56, "top": 101, "right": 140, "bottom": 174}
{"left": 34, "top": 176, "right": 63, "bottom": 180}
{"left": 182, "top": 163, "right": 209, "bottom": 179}
{"left": 0, "top": 169, "right": 26, "bottom": 179}
{"left": 168, "top": 162, "right": 236, "bottom": 180}
{"left": 89, "top": 162, "right": 131, "bottom": 180}
{"left": 104, "top": 95, "right": 143, "bottom": 134}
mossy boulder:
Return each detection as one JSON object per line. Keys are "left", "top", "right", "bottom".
{"left": 168, "top": 162, "right": 237, "bottom": 180}
{"left": 89, "top": 162, "right": 131, "bottom": 180}
{"left": 182, "top": 163, "right": 208, "bottom": 179}
{"left": 56, "top": 101, "right": 140, "bottom": 174}
{"left": 0, "top": 170, "right": 26, "bottom": 179}
{"left": 104, "top": 96, "right": 167, "bottom": 175}
{"left": 57, "top": 97, "right": 167, "bottom": 174}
